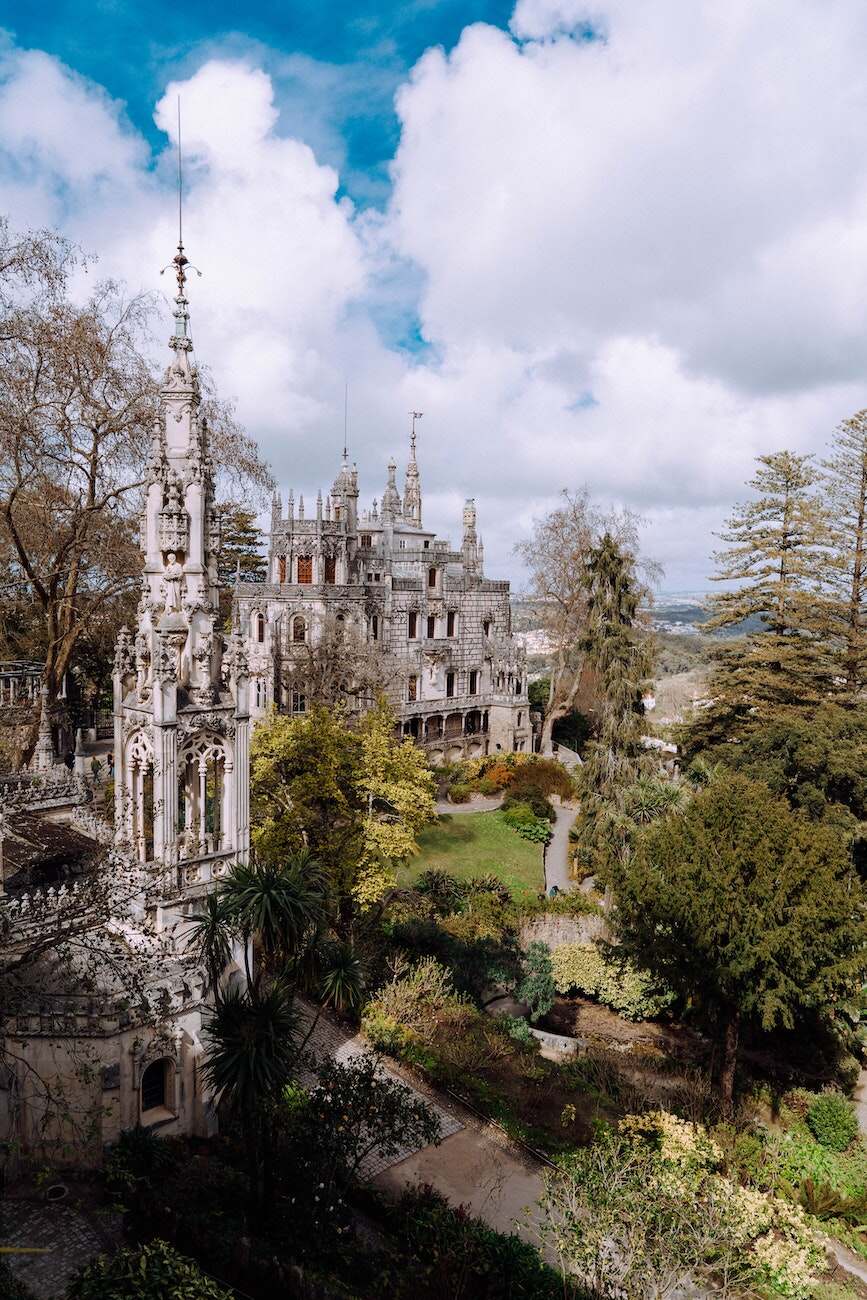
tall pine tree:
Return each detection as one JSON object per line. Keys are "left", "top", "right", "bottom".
{"left": 696, "top": 452, "right": 833, "bottom": 744}
{"left": 823, "top": 411, "right": 867, "bottom": 699}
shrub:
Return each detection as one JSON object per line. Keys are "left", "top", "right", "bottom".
{"left": 550, "top": 942, "right": 674, "bottom": 1021}
{"left": 448, "top": 782, "right": 472, "bottom": 803}
{"left": 516, "top": 942, "right": 555, "bottom": 1023}
{"left": 375, "top": 1184, "right": 560, "bottom": 1298}
{"left": 362, "top": 1007, "right": 412, "bottom": 1055}
{"left": 67, "top": 1239, "right": 233, "bottom": 1300}
{"left": 501, "top": 803, "right": 551, "bottom": 843}
{"left": 477, "top": 776, "right": 501, "bottom": 796}
{"left": 499, "top": 1015, "right": 538, "bottom": 1050}
{"left": 806, "top": 1093, "right": 859, "bottom": 1152}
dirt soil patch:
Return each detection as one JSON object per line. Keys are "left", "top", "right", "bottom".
{"left": 539, "top": 995, "right": 708, "bottom": 1061}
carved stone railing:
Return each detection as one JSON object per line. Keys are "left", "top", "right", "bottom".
{"left": 70, "top": 805, "right": 114, "bottom": 845}
{"left": 0, "top": 769, "right": 90, "bottom": 813}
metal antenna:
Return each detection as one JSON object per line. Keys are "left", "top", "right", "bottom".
{"left": 161, "top": 97, "right": 201, "bottom": 295}
{"left": 343, "top": 381, "right": 349, "bottom": 461}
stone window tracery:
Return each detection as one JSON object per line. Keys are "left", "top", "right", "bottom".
{"left": 177, "top": 734, "right": 228, "bottom": 853}
{"left": 292, "top": 615, "right": 307, "bottom": 644}
{"left": 297, "top": 556, "right": 313, "bottom": 584}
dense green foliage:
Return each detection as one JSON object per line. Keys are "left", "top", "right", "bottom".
{"left": 67, "top": 1240, "right": 233, "bottom": 1300}
{"left": 612, "top": 772, "right": 867, "bottom": 1110}
{"left": 806, "top": 1093, "right": 859, "bottom": 1152}
{"left": 516, "top": 941, "right": 556, "bottom": 1022}
{"left": 374, "top": 1185, "right": 566, "bottom": 1299}
{"left": 550, "top": 942, "right": 674, "bottom": 1022}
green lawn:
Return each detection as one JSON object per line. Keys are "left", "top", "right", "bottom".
{"left": 399, "top": 811, "right": 544, "bottom": 899}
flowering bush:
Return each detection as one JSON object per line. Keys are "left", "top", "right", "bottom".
{"left": 550, "top": 942, "right": 674, "bottom": 1021}
{"left": 539, "top": 1111, "right": 825, "bottom": 1300}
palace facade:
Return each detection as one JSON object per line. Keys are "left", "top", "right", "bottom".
{"left": 235, "top": 437, "right": 532, "bottom": 761}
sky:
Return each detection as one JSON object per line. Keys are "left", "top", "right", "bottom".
{"left": 2, "top": 0, "right": 867, "bottom": 590}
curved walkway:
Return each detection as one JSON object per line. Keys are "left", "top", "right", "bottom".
{"left": 434, "top": 793, "right": 504, "bottom": 816}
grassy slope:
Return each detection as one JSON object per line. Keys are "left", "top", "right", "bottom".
{"left": 399, "top": 811, "right": 544, "bottom": 899}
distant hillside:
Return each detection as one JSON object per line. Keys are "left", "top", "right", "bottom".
{"left": 647, "top": 593, "right": 765, "bottom": 639}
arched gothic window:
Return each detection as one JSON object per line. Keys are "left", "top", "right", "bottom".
{"left": 178, "top": 735, "right": 227, "bottom": 853}
{"left": 292, "top": 615, "right": 307, "bottom": 643}
{"left": 141, "top": 1058, "right": 170, "bottom": 1113}
{"left": 127, "top": 731, "right": 154, "bottom": 863}
{"left": 255, "top": 612, "right": 265, "bottom": 644}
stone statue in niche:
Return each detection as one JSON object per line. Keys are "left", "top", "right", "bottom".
{"left": 162, "top": 552, "right": 184, "bottom": 613}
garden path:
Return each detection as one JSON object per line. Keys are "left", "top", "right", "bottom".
{"left": 3, "top": 1198, "right": 108, "bottom": 1299}
{"left": 543, "top": 801, "right": 579, "bottom": 894}
{"left": 433, "top": 793, "right": 503, "bottom": 815}
{"left": 852, "top": 1068, "right": 867, "bottom": 1138}
{"left": 296, "top": 1002, "right": 464, "bottom": 1180}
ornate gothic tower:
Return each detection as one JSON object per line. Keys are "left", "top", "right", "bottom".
{"left": 113, "top": 249, "right": 250, "bottom": 891}
{"left": 403, "top": 429, "right": 422, "bottom": 526}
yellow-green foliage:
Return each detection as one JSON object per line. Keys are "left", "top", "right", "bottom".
{"left": 550, "top": 942, "right": 673, "bottom": 1021}
{"left": 541, "top": 1110, "right": 825, "bottom": 1300}
{"left": 355, "top": 699, "right": 437, "bottom": 905}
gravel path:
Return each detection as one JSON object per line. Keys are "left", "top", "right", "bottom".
{"left": 434, "top": 794, "right": 504, "bottom": 815}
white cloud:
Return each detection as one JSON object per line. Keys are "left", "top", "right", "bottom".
{"left": 2, "top": 5, "right": 867, "bottom": 590}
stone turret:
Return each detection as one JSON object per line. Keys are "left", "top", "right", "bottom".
{"left": 403, "top": 431, "right": 422, "bottom": 526}
{"left": 113, "top": 247, "right": 249, "bottom": 881}
{"left": 462, "top": 498, "right": 481, "bottom": 576}
{"left": 381, "top": 459, "right": 401, "bottom": 524}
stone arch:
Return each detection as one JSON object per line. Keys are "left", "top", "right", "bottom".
{"left": 126, "top": 730, "right": 154, "bottom": 862}
{"left": 177, "top": 733, "right": 232, "bottom": 855}
{"left": 292, "top": 614, "right": 307, "bottom": 643}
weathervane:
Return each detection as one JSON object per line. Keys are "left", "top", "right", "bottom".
{"left": 161, "top": 98, "right": 201, "bottom": 296}
{"left": 409, "top": 410, "right": 423, "bottom": 455}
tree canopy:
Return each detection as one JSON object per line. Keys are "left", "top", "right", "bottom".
{"left": 611, "top": 772, "right": 867, "bottom": 1111}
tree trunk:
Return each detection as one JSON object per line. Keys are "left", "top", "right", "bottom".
{"left": 719, "top": 1008, "right": 740, "bottom": 1118}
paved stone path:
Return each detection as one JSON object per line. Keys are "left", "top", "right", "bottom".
{"left": 544, "top": 801, "right": 579, "bottom": 894}
{"left": 297, "top": 1003, "right": 463, "bottom": 1180}
{"left": 3, "top": 1199, "right": 106, "bottom": 1299}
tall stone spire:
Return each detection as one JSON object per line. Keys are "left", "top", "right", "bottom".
{"left": 462, "top": 498, "right": 481, "bottom": 576}
{"left": 113, "top": 167, "right": 250, "bottom": 882}
{"left": 403, "top": 418, "right": 422, "bottom": 527}
{"left": 381, "top": 459, "right": 402, "bottom": 523}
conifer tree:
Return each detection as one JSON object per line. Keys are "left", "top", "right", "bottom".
{"left": 823, "top": 411, "right": 867, "bottom": 698}
{"left": 217, "top": 503, "right": 267, "bottom": 586}
{"left": 697, "top": 452, "right": 833, "bottom": 742}
{"left": 611, "top": 773, "right": 867, "bottom": 1114}
{"left": 573, "top": 532, "right": 654, "bottom": 875}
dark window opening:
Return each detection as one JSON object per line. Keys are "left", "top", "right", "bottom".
{"left": 256, "top": 613, "right": 265, "bottom": 644}
{"left": 427, "top": 567, "right": 437, "bottom": 588}
{"left": 292, "top": 617, "right": 306, "bottom": 643}
{"left": 141, "top": 1059, "right": 167, "bottom": 1113}
{"left": 408, "top": 675, "right": 418, "bottom": 702}
{"left": 278, "top": 556, "right": 287, "bottom": 584}
{"left": 446, "top": 672, "right": 455, "bottom": 698}
{"left": 361, "top": 534, "right": 372, "bottom": 547}
{"left": 408, "top": 611, "right": 418, "bottom": 639}
{"left": 469, "top": 670, "right": 479, "bottom": 694}
{"left": 483, "top": 619, "right": 491, "bottom": 637}
{"left": 324, "top": 556, "right": 337, "bottom": 584}
{"left": 447, "top": 611, "right": 456, "bottom": 637}
{"left": 371, "top": 615, "right": 380, "bottom": 642}
{"left": 426, "top": 614, "right": 436, "bottom": 638}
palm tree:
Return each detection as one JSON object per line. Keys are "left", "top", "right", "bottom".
{"left": 317, "top": 940, "right": 365, "bottom": 1015}
{"left": 219, "top": 848, "right": 328, "bottom": 989}
{"left": 201, "top": 981, "right": 301, "bottom": 1209}
{"left": 185, "top": 892, "right": 234, "bottom": 997}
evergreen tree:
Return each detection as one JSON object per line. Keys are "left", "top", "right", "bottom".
{"left": 696, "top": 452, "right": 833, "bottom": 743}
{"left": 572, "top": 532, "right": 654, "bottom": 876}
{"left": 823, "top": 411, "right": 867, "bottom": 698}
{"left": 218, "top": 502, "right": 267, "bottom": 587}
{"left": 611, "top": 773, "right": 867, "bottom": 1114}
